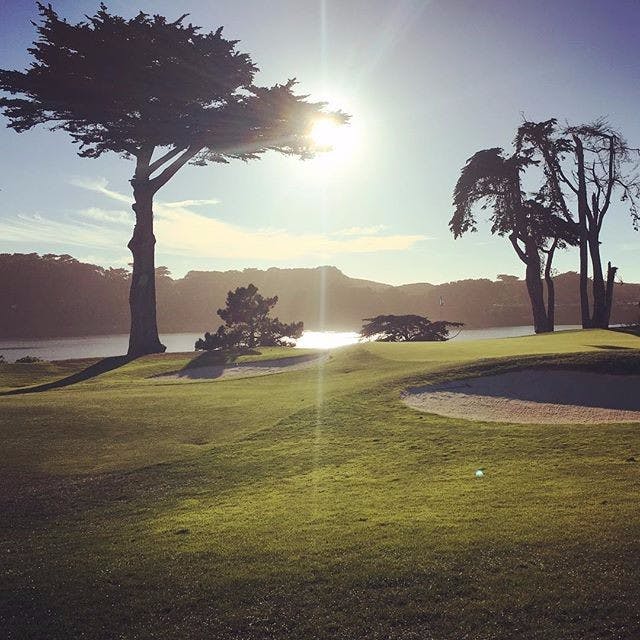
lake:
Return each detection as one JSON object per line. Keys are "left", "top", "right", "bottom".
{"left": 0, "top": 326, "right": 583, "bottom": 363}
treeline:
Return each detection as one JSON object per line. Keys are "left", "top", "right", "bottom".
{"left": 1, "top": 253, "right": 639, "bottom": 338}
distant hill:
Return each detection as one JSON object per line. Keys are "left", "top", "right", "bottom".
{"left": 1, "top": 253, "right": 639, "bottom": 338}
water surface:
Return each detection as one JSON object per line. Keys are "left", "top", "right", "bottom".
{"left": 0, "top": 325, "right": 582, "bottom": 362}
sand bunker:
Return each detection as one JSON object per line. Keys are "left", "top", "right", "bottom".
{"left": 403, "top": 370, "right": 640, "bottom": 424}
{"left": 163, "top": 354, "right": 327, "bottom": 381}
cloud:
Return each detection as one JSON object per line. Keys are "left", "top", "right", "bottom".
{"left": 1, "top": 212, "right": 126, "bottom": 249}
{"left": 334, "top": 224, "right": 388, "bottom": 236}
{"left": 0, "top": 179, "right": 428, "bottom": 261}
{"left": 163, "top": 198, "right": 221, "bottom": 208}
{"left": 151, "top": 203, "right": 426, "bottom": 259}
{"left": 70, "top": 176, "right": 132, "bottom": 204}
{"left": 78, "top": 207, "right": 131, "bottom": 225}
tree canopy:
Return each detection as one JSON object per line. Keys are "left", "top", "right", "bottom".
{"left": 0, "top": 4, "right": 347, "bottom": 356}
{"left": 450, "top": 128, "right": 579, "bottom": 334}
{"left": 0, "top": 3, "right": 346, "bottom": 166}
{"left": 517, "top": 118, "right": 640, "bottom": 328}
{"left": 360, "top": 315, "right": 463, "bottom": 342}
{"left": 196, "top": 284, "right": 304, "bottom": 350}
{"left": 451, "top": 146, "right": 576, "bottom": 253}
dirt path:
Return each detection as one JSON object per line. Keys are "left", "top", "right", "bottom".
{"left": 403, "top": 370, "right": 640, "bottom": 424}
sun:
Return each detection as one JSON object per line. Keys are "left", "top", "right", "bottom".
{"left": 299, "top": 100, "right": 360, "bottom": 174}
{"left": 309, "top": 118, "right": 347, "bottom": 150}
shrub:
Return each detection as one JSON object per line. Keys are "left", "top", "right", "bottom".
{"left": 196, "top": 284, "right": 304, "bottom": 351}
{"left": 15, "top": 355, "right": 42, "bottom": 363}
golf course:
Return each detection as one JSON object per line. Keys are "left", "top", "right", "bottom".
{"left": 2, "top": 328, "right": 639, "bottom": 639}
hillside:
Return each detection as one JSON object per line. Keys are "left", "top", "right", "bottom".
{"left": 1, "top": 253, "right": 639, "bottom": 337}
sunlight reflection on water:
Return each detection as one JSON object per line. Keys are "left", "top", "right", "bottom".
{"left": 294, "top": 330, "right": 361, "bottom": 350}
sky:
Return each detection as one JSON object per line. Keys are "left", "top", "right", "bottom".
{"left": 1, "top": 0, "right": 639, "bottom": 285}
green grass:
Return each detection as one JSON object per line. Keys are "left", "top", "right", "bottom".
{"left": 0, "top": 346, "right": 319, "bottom": 392}
{"left": 1, "top": 329, "right": 639, "bottom": 639}
{"left": 0, "top": 357, "right": 100, "bottom": 391}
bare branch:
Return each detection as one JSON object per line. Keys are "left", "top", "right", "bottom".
{"left": 509, "top": 233, "right": 528, "bottom": 264}
{"left": 556, "top": 162, "right": 579, "bottom": 195}
{"left": 544, "top": 236, "right": 559, "bottom": 280}
{"left": 588, "top": 161, "right": 602, "bottom": 223}
{"left": 149, "top": 145, "right": 202, "bottom": 192}
{"left": 148, "top": 146, "right": 187, "bottom": 177}
{"left": 599, "top": 135, "right": 616, "bottom": 221}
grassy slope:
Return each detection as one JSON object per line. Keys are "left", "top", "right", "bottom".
{"left": 0, "top": 357, "right": 100, "bottom": 390}
{"left": 1, "top": 329, "right": 639, "bottom": 639}
{"left": 0, "top": 347, "right": 319, "bottom": 392}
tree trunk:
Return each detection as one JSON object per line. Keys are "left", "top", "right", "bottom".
{"left": 579, "top": 228, "right": 591, "bottom": 327}
{"left": 127, "top": 180, "right": 165, "bottom": 357}
{"left": 604, "top": 261, "right": 618, "bottom": 327}
{"left": 524, "top": 247, "right": 551, "bottom": 333}
{"left": 545, "top": 274, "right": 555, "bottom": 333}
{"left": 543, "top": 239, "right": 558, "bottom": 333}
{"left": 574, "top": 137, "right": 593, "bottom": 328}
{"left": 588, "top": 233, "right": 608, "bottom": 328}
{"left": 510, "top": 234, "right": 552, "bottom": 334}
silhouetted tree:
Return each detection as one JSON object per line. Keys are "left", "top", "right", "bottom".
{"left": 360, "top": 315, "right": 462, "bottom": 342}
{"left": 0, "top": 4, "right": 347, "bottom": 356}
{"left": 518, "top": 119, "right": 640, "bottom": 329}
{"left": 196, "top": 283, "right": 303, "bottom": 350}
{"left": 450, "top": 140, "right": 577, "bottom": 333}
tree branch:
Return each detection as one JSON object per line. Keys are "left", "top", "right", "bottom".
{"left": 591, "top": 192, "right": 600, "bottom": 225}
{"left": 149, "top": 145, "right": 202, "bottom": 192}
{"left": 590, "top": 161, "right": 602, "bottom": 202}
{"left": 543, "top": 163, "right": 573, "bottom": 222}
{"left": 133, "top": 144, "right": 155, "bottom": 179}
{"left": 544, "top": 236, "right": 559, "bottom": 281}
{"left": 148, "top": 146, "right": 187, "bottom": 177}
{"left": 555, "top": 161, "right": 579, "bottom": 195}
{"left": 509, "top": 233, "right": 528, "bottom": 264}
{"left": 584, "top": 201, "right": 595, "bottom": 228}
{"left": 599, "top": 135, "right": 616, "bottom": 221}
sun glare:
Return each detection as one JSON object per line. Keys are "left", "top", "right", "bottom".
{"left": 295, "top": 330, "right": 361, "bottom": 350}
{"left": 305, "top": 114, "right": 359, "bottom": 170}
{"left": 296, "top": 96, "right": 361, "bottom": 177}
{"left": 310, "top": 119, "right": 344, "bottom": 149}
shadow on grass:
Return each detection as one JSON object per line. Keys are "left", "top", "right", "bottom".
{"left": 146, "top": 349, "right": 264, "bottom": 381}
{"left": 0, "top": 355, "right": 134, "bottom": 395}
{"left": 611, "top": 325, "right": 640, "bottom": 338}
{"left": 587, "top": 344, "right": 635, "bottom": 350}
{"left": 182, "top": 349, "right": 260, "bottom": 371}
{"left": 163, "top": 349, "right": 319, "bottom": 380}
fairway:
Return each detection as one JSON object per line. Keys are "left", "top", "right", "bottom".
{"left": 1, "top": 329, "right": 640, "bottom": 639}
